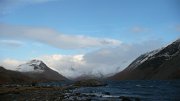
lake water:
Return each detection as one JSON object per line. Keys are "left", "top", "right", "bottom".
{"left": 36, "top": 80, "right": 180, "bottom": 101}
{"left": 39, "top": 80, "right": 180, "bottom": 101}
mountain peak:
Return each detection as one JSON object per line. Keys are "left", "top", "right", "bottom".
{"left": 27, "top": 59, "right": 44, "bottom": 66}
{"left": 174, "top": 38, "right": 180, "bottom": 43}
{"left": 172, "top": 38, "right": 180, "bottom": 47}
{"left": 27, "top": 59, "right": 42, "bottom": 65}
{"left": 17, "top": 59, "right": 48, "bottom": 73}
{"left": 16, "top": 59, "right": 67, "bottom": 81}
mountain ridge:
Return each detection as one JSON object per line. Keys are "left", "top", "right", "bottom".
{"left": 0, "top": 66, "right": 33, "bottom": 84}
{"left": 110, "top": 39, "right": 180, "bottom": 80}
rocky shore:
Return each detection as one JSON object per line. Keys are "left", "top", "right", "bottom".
{"left": 0, "top": 79, "right": 140, "bottom": 101}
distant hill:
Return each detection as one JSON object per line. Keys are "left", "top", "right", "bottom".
{"left": 0, "top": 60, "right": 67, "bottom": 84}
{"left": 0, "top": 66, "right": 32, "bottom": 84}
{"left": 110, "top": 39, "right": 180, "bottom": 80}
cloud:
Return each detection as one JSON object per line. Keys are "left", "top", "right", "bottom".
{"left": 0, "top": 0, "right": 57, "bottom": 14}
{"left": 39, "top": 39, "right": 163, "bottom": 78}
{"left": 176, "top": 25, "right": 180, "bottom": 32}
{"left": 82, "top": 39, "right": 163, "bottom": 72}
{"left": 131, "top": 26, "right": 149, "bottom": 33}
{"left": 0, "top": 40, "right": 24, "bottom": 47}
{"left": 37, "top": 54, "right": 86, "bottom": 78}
{"left": 0, "top": 58, "right": 24, "bottom": 70}
{"left": 0, "top": 23, "right": 121, "bottom": 49}
{"left": 0, "top": 0, "right": 56, "bottom": 15}
{"left": 0, "top": 39, "right": 163, "bottom": 78}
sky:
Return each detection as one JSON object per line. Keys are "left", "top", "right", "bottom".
{"left": 0, "top": 0, "right": 180, "bottom": 78}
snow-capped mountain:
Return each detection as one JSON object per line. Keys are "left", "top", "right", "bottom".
{"left": 16, "top": 59, "right": 67, "bottom": 82}
{"left": 17, "top": 60, "right": 48, "bottom": 73}
{"left": 110, "top": 39, "right": 180, "bottom": 80}
{"left": 126, "top": 48, "right": 163, "bottom": 71}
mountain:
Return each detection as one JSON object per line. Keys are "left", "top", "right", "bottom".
{"left": 16, "top": 59, "right": 67, "bottom": 82}
{"left": 110, "top": 39, "right": 180, "bottom": 80}
{"left": 0, "top": 66, "right": 32, "bottom": 84}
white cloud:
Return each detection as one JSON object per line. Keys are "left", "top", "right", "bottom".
{"left": 0, "top": 39, "right": 164, "bottom": 79}
{"left": 0, "top": 0, "right": 56, "bottom": 15}
{"left": 0, "top": 40, "right": 24, "bottom": 47}
{"left": 0, "top": 23, "right": 121, "bottom": 49}
{"left": 176, "top": 25, "right": 180, "bottom": 32}
{"left": 0, "top": 59, "right": 24, "bottom": 70}
{"left": 131, "top": 26, "right": 149, "bottom": 33}
{"left": 37, "top": 54, "right": 86, "bottom": 78}
{"left": 43, "top": 39, "right": 163, "bottom": 78}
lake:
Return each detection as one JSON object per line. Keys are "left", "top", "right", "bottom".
{"left": 40, "top": 80, "right": 180, "bottom": 101}
{"left": 1, "top": 80, "right": 180, "bottom": 101}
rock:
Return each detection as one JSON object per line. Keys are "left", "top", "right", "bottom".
{"left": 119, "top": 96, "right": 132, "bottom": 101}
{"left": 135, "top": 97, "right": 141, "bottom": 101}
{"left": 119, "top": 96, "right": 141, "bottom": 101}
{"left": 104, "top": 92, "right": 110, "bottom": 95}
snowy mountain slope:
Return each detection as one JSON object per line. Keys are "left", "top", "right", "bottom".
{"left": 16, "top": 59, "right": 67, "bottom": 81}
{"left": 17, "top": 60, "right": 47, "bottom": 73}
{"left": 110, "top": 39, "right": 180, "bottom": 80}
{"left": 126, "top": 49, "right": 162, "bottom": 71}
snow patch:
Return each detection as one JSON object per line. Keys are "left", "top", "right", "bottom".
{"left": 16, "top": 59, "right": 45, "bottom": 73}
{"left": 128, "top": 48, "right": 163, "bottom": 70}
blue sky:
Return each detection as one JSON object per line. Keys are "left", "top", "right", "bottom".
{"left": 1, "top": 0, "right": 180, "bottom": 41}
{"left": 0, "top": 0, "right": 180, "bottom": 77}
